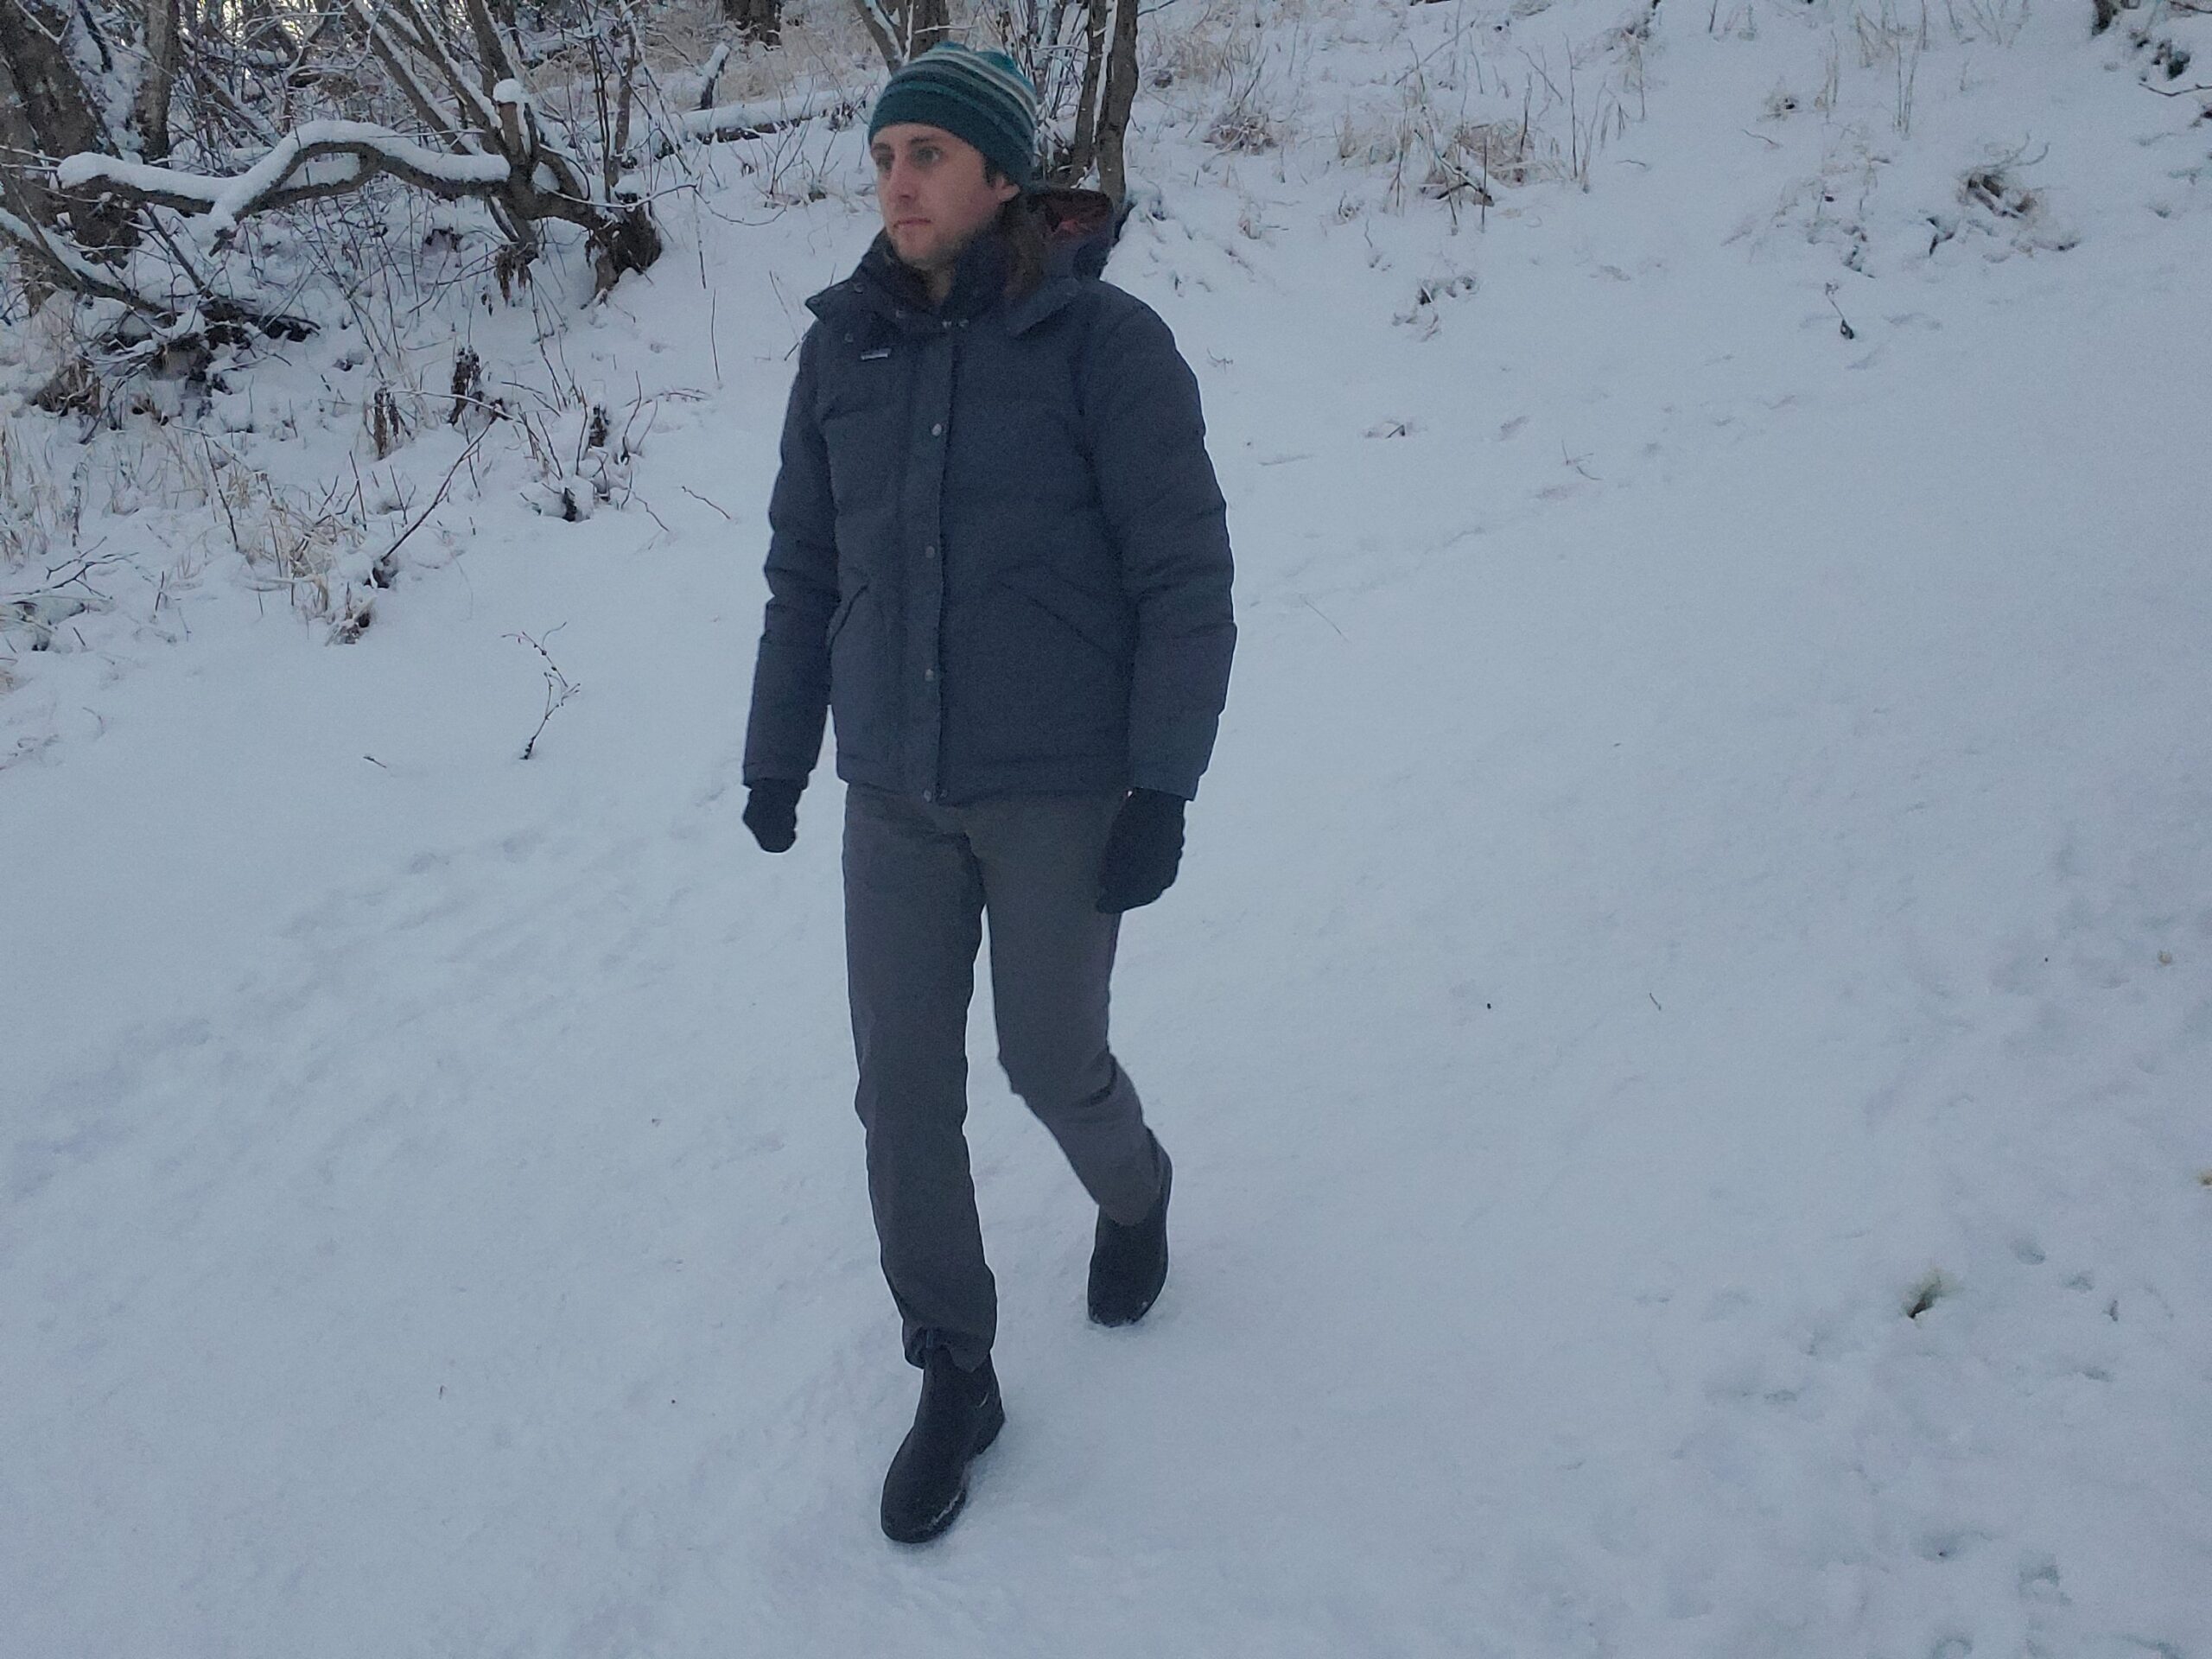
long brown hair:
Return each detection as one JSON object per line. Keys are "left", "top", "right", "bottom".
{"left": 987, "top": 172, "right": 1050, "bottom": 302}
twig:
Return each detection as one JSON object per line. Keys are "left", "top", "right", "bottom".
{"left": 202, "top": 438, "right": 248, "bottom": 560}
{"left": 680, "top": 484, "right": 734, "bottom": 519}
{"left": 1825, "top": 281, "right": 1857, "bottom": 340}
{"left": 1298, "top": 594, "right": 1347, "bottom": 639}
{"left": 383, "top": 423, "right": 493, "bottom": 568}
{"left": 507, "top": 625, "right": 581, "bottom": 760}
{"left": 42, "top": 548, "right": 124, "bottom": 589}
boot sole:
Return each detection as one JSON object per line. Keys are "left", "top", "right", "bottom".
{"left": 1087, "top": 1281, "right": 1165, "bottom": 1327}
{"left": 882, "top": 1394, "right": 1006, "bottom": 1546}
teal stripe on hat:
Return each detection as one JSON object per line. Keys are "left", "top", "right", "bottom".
{"left": 869, "top": 43, "right": 1040, "bottom": 186}
{"left": 915, "top": 44, "right": 1035, "bottom": 107}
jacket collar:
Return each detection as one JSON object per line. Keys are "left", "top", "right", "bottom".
{"left": 806, "top": 189, "right": 1118, "bottom": 338}
{"left": 808, "top": 232, "right": 1007, "bottom": 335}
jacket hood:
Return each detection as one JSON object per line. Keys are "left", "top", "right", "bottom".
{"left": 1032, "top": 187, "right": 1122, "bottom": 279}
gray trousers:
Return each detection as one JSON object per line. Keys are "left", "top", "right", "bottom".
{"left": 842, "top": 783, "right": 1165, "bottom": 1370}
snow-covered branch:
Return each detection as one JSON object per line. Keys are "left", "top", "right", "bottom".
{"left": 682, "top": 90, "right": 861, "bottom": 145}
{"left": 628, "top": 89, "right": 860, "bottom": 163}
{"left": 0, "top": 201, "right": 142, "bottom": 303}
{"left": 56, "top": 123, "right": 512, "bottom": 245}
{"left": 4, "top": 0, "right": 669, "bottom": 331}
{"left": 0, "top": 198, "right": 313, "bottom": 339}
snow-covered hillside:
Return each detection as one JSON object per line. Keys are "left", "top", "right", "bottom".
{"left": 5, "top": 0, "right": 2209, "bottom": 1653}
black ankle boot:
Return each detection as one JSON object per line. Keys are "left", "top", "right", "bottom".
{"left": 1088, "top": 1141, "right": 1172, "bottom": 1326}
{"left": 880, "top": 1347, "right": 1005, "bottom": 1544}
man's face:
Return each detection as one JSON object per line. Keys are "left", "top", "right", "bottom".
{"left": 871, "top": 124, "right": 1019, "bottom": 278}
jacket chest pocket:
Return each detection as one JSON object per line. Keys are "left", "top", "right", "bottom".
{"left": 818, "top": 334, "right": 912, "bottom": 517}
{"left": 822, "top": 402, "right": 906, "bottom": 511}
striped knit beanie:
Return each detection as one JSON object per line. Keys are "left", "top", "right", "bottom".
{"left": 868, "top": 43, "right": 1039, "bottom": 188}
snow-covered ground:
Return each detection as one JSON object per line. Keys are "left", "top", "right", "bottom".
{"left": 5, "top": 0, "right": 2210, "bottom": 1652}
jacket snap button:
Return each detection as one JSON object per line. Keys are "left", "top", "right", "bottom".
{"left": 925, "top": 667, "right": 937, "bottom": 681}
{"left": 922, "top": 790, "right": 934, "bottom": 803}
{"left": 924, "top": 544, "right": 937, "bottom": 558}
{"left": 931, "top": 423, "right": 944, "bottom": 436}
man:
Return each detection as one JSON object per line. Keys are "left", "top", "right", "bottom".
{"left": 740, "top": 42, "right": 1235, "bottom": 1545}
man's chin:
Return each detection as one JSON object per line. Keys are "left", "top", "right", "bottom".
{"left": 888, "top": 227, "right": 939, "bottom": 264}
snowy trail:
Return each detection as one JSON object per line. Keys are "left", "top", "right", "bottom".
{"left": 9, "top": 4, "right": 2212, "bottom": 1653}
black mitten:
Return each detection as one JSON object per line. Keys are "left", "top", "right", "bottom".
{"left": 743, "top": 779, "right": 804, "bottom": 853}
{"left": 1096, "top": 789, "right": 1187, "bottom": 913}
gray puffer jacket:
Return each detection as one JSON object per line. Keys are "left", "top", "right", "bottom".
{"left": 742, "top": 198, "right": 1236, "bottom": 805}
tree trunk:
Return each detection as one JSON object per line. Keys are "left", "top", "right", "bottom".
{"left": 0, "top": 56, "right": 61, "bottom": 232}
{"left": 133, "top": 0, "right": 183, "bottom": 162}
{"left": 1059, "top": 0, "right": 1107, "bottom": 185}
{"left": 722, "top": 0, "right": 781, "bottom": 47}
{"left": 1050, "top": 0, "right": 1137, "bottom": 195}
{"left": 906, "top": 0, "right": 950, "bottom": 59}
{"left": 1093, "top": 0, "right": 1138, "bottom": 203}
{"left": 0, "top": 0, "right": 137, "bottom": 253}
{"left": 0, "top": 0, "right": 110, "bottom": 159}
{"left": 852, "top": 0, "right": 945, "bottom": 70}
{"left": 854, "top": 0, "right": 899, "bottom": 71}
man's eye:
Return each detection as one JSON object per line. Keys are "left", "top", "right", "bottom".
{"left": 915, "top": 147, "right": 939, "bottom": 164}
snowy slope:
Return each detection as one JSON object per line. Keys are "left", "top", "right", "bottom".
{"left": 5, "top": 0, "right": 2211, "bottom": 1654}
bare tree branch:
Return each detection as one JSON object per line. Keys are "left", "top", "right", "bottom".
{"left": 0, "top": 196, "right": 313, "bottom": 336}
{"left": 57, "top": 123, "right": 512, "bottom": 243}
